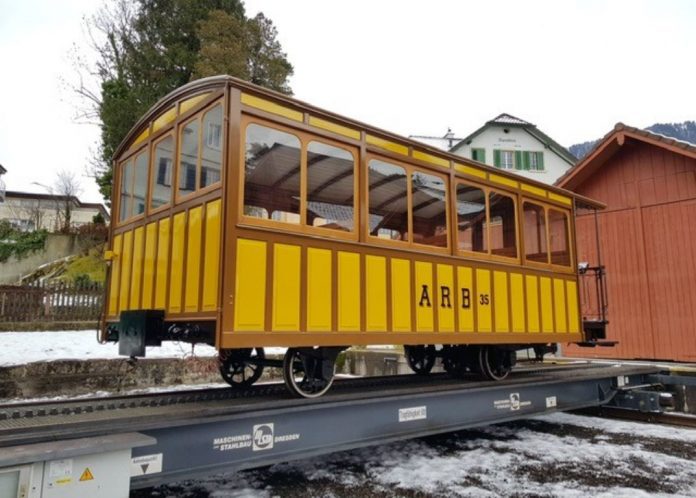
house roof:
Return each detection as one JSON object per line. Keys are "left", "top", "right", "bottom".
{"left": 555, "top": 123, "right": 696, "bottom": 190}
{"left": 450, "top": 113, "right": 577, "bottom": 165}
{"left": 0, "top": 164, "right": 6, "bottom": 175}
{"left": 409, "top": 129, "right": 465, "bottom": 151}
{"left": 4, "top": 191, "right": 111, "bottom": 220}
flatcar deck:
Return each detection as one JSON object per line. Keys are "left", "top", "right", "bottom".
{"left": 0, "top": 364, "right": 669, "bottom": 495}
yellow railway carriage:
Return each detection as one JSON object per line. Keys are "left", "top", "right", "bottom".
{"left": 103, "top": 76, "right": 604, "bottom": 397}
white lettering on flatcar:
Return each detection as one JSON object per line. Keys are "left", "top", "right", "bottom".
{"left": 399, "top": 406, "right": 427, "bottom": 422}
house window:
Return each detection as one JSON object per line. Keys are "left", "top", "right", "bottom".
{"left": 500, "top": 151, "right": 514, "bottom": 169}
{"left": 530, "top": 151, "right": 544, "bottom": 171}
{"left": 179, "top": 162, "right": 197, "bottom": 192}
{"left": 207, "top": 123, "right": 222, "bottom": 150}
{"left": 471, "top": 148, "right": 485, "bottom": 163}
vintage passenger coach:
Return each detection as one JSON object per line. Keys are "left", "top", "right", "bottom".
{"left": 102, "top": 76, "right": 605, "bottom": 397}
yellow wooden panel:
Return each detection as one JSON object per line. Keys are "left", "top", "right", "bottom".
{"left": 436, "top": 264, "right": 455, "bottom": 332}
{"left": 152, "top": 106, "right": 177, "bottom": 133}
{"left": 338, "top": 252, "right": 361, "bottom": 331}
{"left": 366, "top": 134, "right": 409, "bottom": 155}
{"left": 184, "top": 206, "right": 203, "bottom": 313}
{"left": 549, "top": 191, "right": 572, "bottom": 206}
{"left": 391, "top": 258, "right": 412, "bottom": 332}
{"left": 366, "top": 255, "right": 387, "bottom": 331}
{"left": 415, "top": 261, "right": 434, "bottom": 332}
{"left": 154, "top": 218, "right": 171, "bottom": 310}
{"left": 272, "top": 244, "right": 301, "bottom": 331}
{"left": 202, "top": 200, "right": 222, "bottom": 312}
{"left": 493, "top": 271, "right": 509, "bottom": 333}
{"left": 521, "top": 183, "right": 547, "bottom": 198}
{"left": 129, "top": 226, "right": 145, "bottom": 310}
{"left": 476, "top": 269, "right": 492, "bottom": 332}
{"left": 540, "top": 277, "right": 554, "bottom": 333}
{"left": 566, "top": 280, "right": 580, "bottom": 334}
{"left": 241, "top": 93, "right": 303, "bottom": 121}
{"left": 510, "top": 273, "right": 525, "bottom": 333}
{"left": 457, "top": 266, "right": 474, "bottom": 332}
{"left": 132, "top": 127, "right": 149, "bottom": 147}
{"left": 489, "top": 173, "right": 519, "bottom": 189}
{"left": 307, "top": 247, "right": 332, "bottom": 331}
{"left": 169, "top": 212, "right": 186, "bottom": 313}
{"left": 107, "top": 234, "right": 123, "bottom": 316}
{"left": 142, "top": 223, "right": 157, "bottom": 309}
{"left": 412, "top": 150, "right": 449, "bottom": 168}
{"left": 454, "top": 163, "right": 486, "bottom": 179}
{"left": 234, "top": 239, "right": 267, "bottom": 331}
{"left": 525, "top": 275, "right": 540, "bottom": 333}
{"left": 554, "top": 278, "right": 568, "bottom": 333}
{"left": 308, "top": 116, "right": 360, "bottom": 140}
{"left": 119, "top": 230, "right": 133, "bottom": 312}
{"left": 179, "top": 93, "right": 211, "bottom": 116}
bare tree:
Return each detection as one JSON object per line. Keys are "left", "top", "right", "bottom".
{"left": 54, "top": 170, "right": 83, "bottom": 232}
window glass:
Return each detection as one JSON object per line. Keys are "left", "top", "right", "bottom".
{"left": 488, "top": 192, "right": 517, "bottom": 257}
{"left": 119, "top": 159, "right": 133, "bottom": 222}
{"left": 456, "top": 183, "right": 487, "bottom": 253}
{"left": 524, "top": 202, "right": 548, "bottom": 263}
{"left": 549, "top": 209, "right": 570, "bottom": 266}
{"left": 133, "top": 151, "right": 149, "bottom": 216}
{"left": 178, "top": 119, "right": 199, "bottom": 197}
{"left": 500, "top": 151, "right": 514, "bottom": 169}
{"left": 201, "top": 104, "right": 223, "bottom": 189}
{"left": 412, "top": 171, "right": 447, "bottom": 247}
{"left": 151, "top": 135, "right": 174, "bottom": 209}
{"left": 306, "top": 141, "right": 355, "bottom": 232}
{"left": 244, "top": 123, "right": 301, "bottom": 223}
{"left": 368, "top": 159, "right": 408, "bottom": 241}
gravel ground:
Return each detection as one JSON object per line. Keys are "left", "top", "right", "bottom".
{"left": 130, "top": 412, "right": 696, "bottom": 498}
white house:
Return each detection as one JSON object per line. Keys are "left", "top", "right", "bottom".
{"left": 0, "top": 191, "right": 109, "bottom": 231}
{"left": 449, "top": 114, "right": 577, "bottom": 184}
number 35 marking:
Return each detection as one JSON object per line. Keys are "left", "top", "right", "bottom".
{"left": 479, "top": 294, "right": 490, "bottom": 305}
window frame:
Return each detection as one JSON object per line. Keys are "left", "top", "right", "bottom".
{"left": 521, "top": 197, "right": 574, "bottom": 272}
{"left": 148, "top": 132, "right": 175, "bottom": 215}
{"left": 115, "top": 143, "right": 150, "bottom": 226}
{"left": 174, "top": 99, "right": 225, "bottom": 204}
{"left": 365, "top": 153, "right": 450, "bottom": 255}
{"left": 238, "top": 115, "right": 359, "bottom": 242}
{"left": 454, "top": 179, "right": 519, "bottom": 264}
{"left": 499, "top": 150, "right": 514, "bottom": 170}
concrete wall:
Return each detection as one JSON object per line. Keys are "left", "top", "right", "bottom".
{"left": 0, "top": 234, "right": 77, "bottom": 284}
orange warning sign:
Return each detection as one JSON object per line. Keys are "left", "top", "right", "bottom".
{"left": 79, "top": 468, "right": 94, "bottom": 481}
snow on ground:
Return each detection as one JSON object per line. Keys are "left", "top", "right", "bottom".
{"left": 0, "top": 330, "right": 289, "bottom": 367}
{"left": 136, "top": 412, "right": 696, "bottom": 498}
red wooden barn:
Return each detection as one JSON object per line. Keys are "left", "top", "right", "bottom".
{"left": 558, "top": 123, "right": 696, "bottom": 362}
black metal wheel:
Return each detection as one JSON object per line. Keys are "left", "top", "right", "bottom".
{"left": 478, "top": 346, "right": 512, "bottom": 381}
{"left": 219, "top": 348, "right": 265, "bottom": 388}
{"left": 404, "top": 345, "right": 436, "bottom": 375}
{"left": 283, "top": 348, "right": 335, "bottom": 398}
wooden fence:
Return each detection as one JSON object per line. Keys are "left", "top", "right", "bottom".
{"left": 0, "top": 281, "right": 104, "bottom": 323}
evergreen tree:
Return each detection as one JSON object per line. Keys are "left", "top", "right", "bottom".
{"left": 77, "top": 0, "right": 293, "bottom": 202}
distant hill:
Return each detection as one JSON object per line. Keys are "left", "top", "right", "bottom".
{"left": 569, "top": 121, "right": 696, "bottom": 160}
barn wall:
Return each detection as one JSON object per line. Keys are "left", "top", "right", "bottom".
{"left": 564, "top": 139, "right": 696, "bottom": 361}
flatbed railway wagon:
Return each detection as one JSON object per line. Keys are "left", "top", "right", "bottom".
{"left": 102, "top": 75, "right": 606, "bottom": 397}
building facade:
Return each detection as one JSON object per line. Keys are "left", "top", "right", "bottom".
{"left": 0, "top": 191, "right": 110, "bottom": 231}
{"left": 558, "top": 123, "right": 696, "bottom": 362}
{"left": 450, "top": 114, "right": 577, "bottom": 185}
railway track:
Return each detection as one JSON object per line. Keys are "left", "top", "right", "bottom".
{"left": 0, "top": 362, "right": 598, "bottom": 423}
{"left": 577, "top": 406, "right": 696, "bottom": 429}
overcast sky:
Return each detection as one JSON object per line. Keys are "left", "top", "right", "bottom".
{"left": 1, "top": 0, "right": 694, "bottom": 203}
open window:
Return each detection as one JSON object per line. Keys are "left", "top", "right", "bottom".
{"left": 523, "top": 200, "right": 572, "bottom": 268}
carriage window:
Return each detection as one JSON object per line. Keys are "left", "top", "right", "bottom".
{"left": 306, "top": 141, "right": 355, "bottom": 232}
{"left": 368, "top": 160, "right": 408, "bottom": 241}
{"left": 244, "top": 123, "right": 301, "bottom": 223}
{"left": 524, "top": 202, "right": 548, "bottom": 263}
{"left": 456, "top": 183, "right": 487, "bottom": 253}
{"left": 412, "top": 171, "right": 447, "bottom": 247}
{"left": 178, "top": 119, "right": 199, "bottom": 197}
{"left": 549, "top": 209, "right": 571, "bottom": 266}
{"left": 151, "top": 135, "right": 174, "bottom": 209}
{"left": 133, "top": 151, "right": 149, "bottom": 216}
{"left": 200, "top": 104, "right": 223, "bottom": 189}
{"left": 119, "top": 159, "right": 134, "bottom": 222}
{"left": 488, "top": 192, "right": 517, "bottom": 258}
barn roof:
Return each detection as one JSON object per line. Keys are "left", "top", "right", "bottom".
{"left": 555, "top": 123, "right": 696, "bottom": 190}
